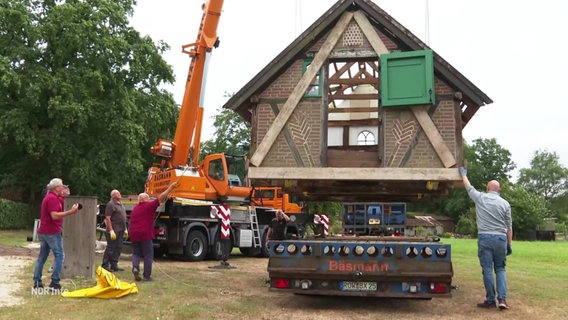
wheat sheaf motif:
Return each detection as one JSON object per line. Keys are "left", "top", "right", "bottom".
{"left": 288, "top": 110, "right": 315, "bottom": 166}
{"left": 387, "top": 118, "right": 417, "bottom": 167}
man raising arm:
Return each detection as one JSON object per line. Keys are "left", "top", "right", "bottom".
{"left": 459, "top": 167, "right": 513, "bottom": 310}
{"left": 129, "top": 182, "right": 178, "bottom": 282}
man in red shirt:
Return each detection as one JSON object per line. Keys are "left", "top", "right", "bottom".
{"left": 129, "top": 182, "right": 177, "bottom": 281}
{"left": 33, "top": 178, "right": 79, "bottom": 290}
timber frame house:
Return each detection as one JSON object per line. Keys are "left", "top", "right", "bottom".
{"left": 222, "top": 0, "right": 492, "bottom": 202}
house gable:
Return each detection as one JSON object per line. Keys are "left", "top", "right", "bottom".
{"left": 222, "top": 0, "right": 492, "bottom": 202}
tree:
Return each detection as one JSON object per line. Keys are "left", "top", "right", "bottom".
{"left": 464, "top": 138, "right": 516, "bottom": 186}
{"left": 0, "top": 0, "right": 178, "bottom": 203}
{"left": 518, "top": 150, "right": 568, "bottom": 200}
{"left": 501, "top": 183, "right": 549, "bottom": 237}
{"left": 455, "top": 213, "right": 477, "bottom": 236}
{"left": 417, "top": 139, "right": 516, "bottom": 221}
{"left": 548, "top": 194, "right": 568, "bottom": 223}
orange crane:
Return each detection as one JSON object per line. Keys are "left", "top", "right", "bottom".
{"left": 145, "top": 0, "right": 249, "bottom": 202}
{"left": 127, "top": 0, "right": 309, "bottom": 261}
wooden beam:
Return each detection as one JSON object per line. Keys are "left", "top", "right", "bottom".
{"left": 330, "top": 78, "right": 377, "bottom": 85}
{"left": 330, "top": 93, "right": 378, "bottom": 100}
{"left": 353, "top": 11, "right": 389, "bottom": 55}
{"left": 329, "top": 107, "right": 379, "bottom": 113}
{"left": 249, "top": 12, "right": 354, "bottom": 167}
{"left": 328, "top": 118, "right": 379, "bottom": 127}
{"left": 329, "top": 61, "right": 355, "bottom": 81}
{"left": 249, "top": 167, "right": 461, "bottom": 181}
{"left": 410, "top": 106, "right": 457, "bottom": 168}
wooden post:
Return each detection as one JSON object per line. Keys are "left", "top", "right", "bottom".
{"left": 61, "top": 196, "right": 97, "bottom": 279}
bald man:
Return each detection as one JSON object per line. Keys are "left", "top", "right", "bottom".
{"left": 102, "top": 189, "right": 127, "bottom": 272}
{"left": 459, "top": 167, "right": 512, "bottom": 310}
{"left": 129, "top": 182, "right": 177, "bottom": 282}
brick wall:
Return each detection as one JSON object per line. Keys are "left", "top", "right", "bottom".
{"left": 383, "top": 78, "right": 458, "bottom": 168}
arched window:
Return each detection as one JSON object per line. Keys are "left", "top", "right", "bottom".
{"left": 357, "top": 130, "right": 375, "bottom": 145}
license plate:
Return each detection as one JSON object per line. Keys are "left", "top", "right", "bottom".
{"left": 341, "top": 281, "right": 377, "bottom": 291}
{"left": 368, "top": 219, "right": 381, "bottom": 225}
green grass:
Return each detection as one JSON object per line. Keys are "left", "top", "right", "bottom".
{"left": 444, "top": 238, "right": 568, "bottom": 305}
{"left": 0, "top": 229, "right": 33, "bottom": 247}
{"left": 1, "top": 231, "right": 567, "bottom": 320}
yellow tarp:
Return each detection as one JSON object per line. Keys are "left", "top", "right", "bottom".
{"left": 62, "top": 266, "right": 138, "bottom": 299}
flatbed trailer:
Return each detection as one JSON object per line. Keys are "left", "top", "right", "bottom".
{"left": 267, "top": 235, "right": 453, "bottom": 298}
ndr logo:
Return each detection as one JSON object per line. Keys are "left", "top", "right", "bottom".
{"left": 31, "top": 287, "right": 69, "bottom": 295}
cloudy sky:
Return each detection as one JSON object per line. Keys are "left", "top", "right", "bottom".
{"left": 130, "top": 0, "right": 568, "bottom": 178}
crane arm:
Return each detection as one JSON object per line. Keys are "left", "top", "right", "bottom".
{"left": 153, "top": 0, "right": 224, "bottom": 168}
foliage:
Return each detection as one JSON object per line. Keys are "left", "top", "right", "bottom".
{"left": 455, "top": 214, "right": 477, "bottom": 236}
{"left": 418, "top": 138, "right": 516, "bottom": 221}
{"left": 518, "top": 150, "right": 568, "bottom": 200}
{"left": 0, "top": 0, "right": 178, "bottom": 204}
{"left": 422, "top": 188, "right": 470, "bottom": 221}
{"left": 0, "top": 198, "right": 33, "bottom": 229}
{"left": 441, "top": 232, "right": 453, "bottom": 238}
{"left": 463, "top": 138, "right": 516, "bottom": 185}
{"left": 501, "top": 183, "right": 549, "bottom": 236}
{"left": 304, "top": 201, "right": 343, "bottom": 231}
{"left": 548, "top": 194, "right": 568, "bottom": 223}
{"left": 414, "top": 225, "right": 426, "bottom": 236}
{"left": 555, "top": 222, "right": 567, "bottom": 234}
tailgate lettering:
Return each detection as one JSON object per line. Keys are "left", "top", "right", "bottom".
{"left": 329, "top": 260, "right": 389, "bottom": 272}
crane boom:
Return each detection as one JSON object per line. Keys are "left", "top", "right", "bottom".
{"left": 151, "top": 0, "right": 224, "bottom": 168}
{"left": 171, "top": 0, "right": 223, "bottom": 167}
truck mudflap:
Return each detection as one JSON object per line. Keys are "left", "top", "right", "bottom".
{"left": 267, "top": 237, "right": 453, "bottom": 298}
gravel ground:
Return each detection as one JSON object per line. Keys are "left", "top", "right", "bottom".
{"left": 0, "top": 243, "right": 37, "bottom": 307}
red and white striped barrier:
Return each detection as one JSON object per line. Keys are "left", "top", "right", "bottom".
{"left": 210, "top": 205, "right": 231, "bottom": 239}
{"left": 313, "top": 214, "right": 329, "bottom": 235}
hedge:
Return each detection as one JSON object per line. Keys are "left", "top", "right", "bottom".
{"left": 0, "top": 198, "right": 34, "bottom": 230}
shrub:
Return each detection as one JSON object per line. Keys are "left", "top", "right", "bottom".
{"left": 0, "top": 199, "right": 34, "bottom": 230}
{"left": 456, "top": 214, "right": 477, "bottom": 236}
{"left": 441, "top": 232, "right": 453, "bottom": 238}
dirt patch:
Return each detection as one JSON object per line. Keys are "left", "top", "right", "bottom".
{"left": 0, "top": 243, "right": 38, "bottom": 257}
{"left": 0, "top": 256, "right": 32, "bottom": 307}
{"left": 0, "top": 243, "right": 36, "bottom": 307}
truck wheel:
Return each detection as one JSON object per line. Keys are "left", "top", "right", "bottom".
{"left": 184, "top": 230, "right": 208, "bottom": 261}
{"left": 239, "top": 247, "right": 253, "bottom": 256}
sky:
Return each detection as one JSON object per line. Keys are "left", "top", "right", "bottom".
{"left": 130, "top": 0, "right": 568, "bottom": 179}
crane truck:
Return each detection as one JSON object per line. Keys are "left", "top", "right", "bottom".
{"left": 124, "top": 0, "right": 313, "bottom": 262}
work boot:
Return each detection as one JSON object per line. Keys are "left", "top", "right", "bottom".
{"left": 476, "top": 300, "right": 496, "bottom": 308}
{"left": 132, "top": 267, "right": 142, "bottom": 281}
{"left": 498, "top": 300, "right": 510, "bottom": 310}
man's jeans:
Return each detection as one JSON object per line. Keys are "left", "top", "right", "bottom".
{"left": 33, "top": 233, "right": 64, "bottom": 286}
{"left": 478, "top": 233, "right": 508, "bottom": 302}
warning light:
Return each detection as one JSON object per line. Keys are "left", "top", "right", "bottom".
{"left": 272, "top": 278, "right": 291, "bottom": 289}
{"left": 430, "top": 282, "right": 448, "bottom": 294}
